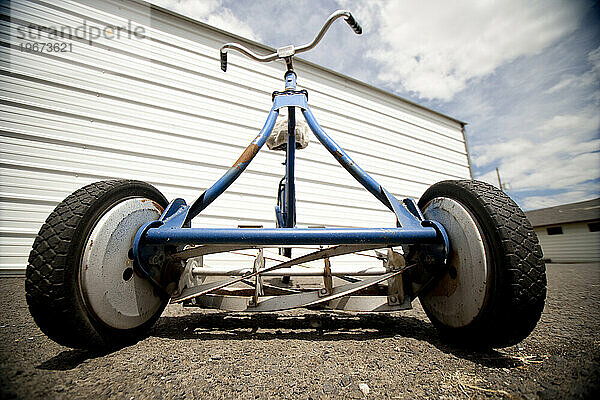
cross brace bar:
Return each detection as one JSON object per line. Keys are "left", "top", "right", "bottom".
{"left": 191, "top": 265, "right": 388, "bottom": 276}
{"left": 144, "top": 227, "right": 438, "bottom": 246}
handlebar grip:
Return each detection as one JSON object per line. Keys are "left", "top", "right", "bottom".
{"left": 220, "top": 51, "right": 227, "bottom": 72}
{"left": 345, "top": 14, "right": 362, "bottom": 35}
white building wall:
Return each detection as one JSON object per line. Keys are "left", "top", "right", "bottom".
{"left": 535, "top": 223, "right": 600, "bottom": 263}
{"left": 0, "top": 0, "right": 470, "bottom": 275}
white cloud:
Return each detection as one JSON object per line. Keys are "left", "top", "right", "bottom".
{"left": 475, "top": 122, "right": 598, "bottom": 187}
{"left": 471, "top": 138, "right": 531, "bottom": 167}
{"left": 521, "top": 190, "right": 597, "bottom": 210}
{"left": 513, "top": 150, "right": 599, "bottom": 189}
{"left": 546, "top": 44, "right": 600, "bottom": 105}
{"left": 204, "top": 9, "right": 259, "bottom": 41}
{"left": 468, "top": 39, "right": 600, "bottom": 204}
{"left": 473, "top": 102, "right": 599, "bottom": 197}
{"left": 538, "top": 111, "right": 600, "bottom": 138}
{"left": 462, "top": 37, "right": 600, "bottom": 209}
{"left": 149, "top": 0, "right": 260, "bottom": 41}
{"left": 339, "top": 0, "right": 585, "bottom": 101}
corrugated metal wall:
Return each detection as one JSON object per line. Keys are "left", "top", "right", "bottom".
{"left": 0, "top": 0, "right": 470, "bottom": 275}
{"left": 535, "top": 223, "right": 600, "bottom": 263}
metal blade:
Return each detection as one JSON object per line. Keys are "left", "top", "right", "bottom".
{"left": 171, "top": 244, "right": 386, "bottom": 302}
{"left": 240, "top": 279, "right": 302, "bottom": 295}
{"left": 324, "top": 295, "right": 412, "bottom": 312}
{"left": 248, "top": 270, "right": 402, "bottom": 312}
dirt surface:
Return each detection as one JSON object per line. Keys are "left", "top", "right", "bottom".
{"left": 1, "top": 263, "right": 599, "bottom": 399}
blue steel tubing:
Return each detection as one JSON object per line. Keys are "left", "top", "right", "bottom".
{"left": 285, "top": 71, "right": 297, "bottom": 90}
{"left": 284, "top": 106, "right": 296, "bottom": 228}
{"left": 302, "top": 107, "right": 391, "bottom": 209}
{"left": 143, "top": 227, "right": 439, "bottom": 246}
{"left": 184, "top": 108, "right": 280, "bottom": 224}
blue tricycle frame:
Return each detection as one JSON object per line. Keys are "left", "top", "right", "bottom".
{"left": 25, "top": 9, "right": 547, "bottom": 350}
{"left": 132, "top": 68, "right": 448, "bottom": 285}
{"left": 129, "top": 58, "right": 450, "bottom": 305}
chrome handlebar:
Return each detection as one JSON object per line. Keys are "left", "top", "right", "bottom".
{"left": 220, "top": 10, "right": 362, "bottom": 72}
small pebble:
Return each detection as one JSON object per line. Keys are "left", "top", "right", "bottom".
{"left": 358, "top": 383, "right": 370, "bottom": 396}
{"left": 341, "top": 375, "right": 352, "bottom": 387}
{"left": 323, "top": 383, "right": 334, "bottom": 393}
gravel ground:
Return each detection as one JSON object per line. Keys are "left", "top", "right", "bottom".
{"left": 1, "top": 263, "right": 599, "bottom": 400}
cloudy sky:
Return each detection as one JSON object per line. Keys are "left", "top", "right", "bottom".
{"left": 151, "top": 0, "right": 599, "bottom": 211}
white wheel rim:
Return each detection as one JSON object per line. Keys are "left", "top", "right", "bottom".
{"left": 80, "top": 197, "right": 165, "bottom": 330}
{"left": 420, "top": 197, "right": 489, "bottom": 328}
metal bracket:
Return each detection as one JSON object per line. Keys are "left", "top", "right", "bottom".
{"left": 321, "top": 256, "right": 333, "bottom": 296}
{"left": 250, "top": 248, "right": 265, "bottom": 306}
{"left": 272, "top": 92, "right": 309, "bottom": 110}
{"left": 175, "top": 254, "right": 205, "bottom": 297}
{"left": 277, "top": 45, "right": 295, "bottom": 58}
{"left": 420, "top": 220, "right": 450, "bottom": 266}
{"left": 403, "top": 198, "right": 425, "bottom": 221}
{"left": 131, "top": 198, "right": 193, "bottom": 297}
{"left": 160, "top": 198, "right": 189, "bottom": 227}
{"left": 274, "top": 205, "right": 285, "bottom": 227}
{"left": 382, "top": 188, "right": 421, "bottom": 228}
{"left": 132, "top": 220, "right": 166, "bottom": 291}
{"left": 386, "top": 249, "right": 405, "bottom": 305}
{"left": 402, "top": 219, "right": 451, "bottom": 300}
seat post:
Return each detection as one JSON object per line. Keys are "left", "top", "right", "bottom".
{"left": 282, "top": 69, "right": 298, "bottom": 282}
{"left": 284, "top": 70, "right": 297, "bottom": 230}
{"left": 285, "top": 105, "right": 296, "bottom": 229}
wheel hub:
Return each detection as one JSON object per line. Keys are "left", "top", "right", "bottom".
{"left": 420, "top": 197, "right": 489, "bottom": 328}
{"left": 80, "top": 198, "right": 165, "bottom": 330}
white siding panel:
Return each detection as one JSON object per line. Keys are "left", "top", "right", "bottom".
{"left": 0, "top": 0, "right": 470, "bottom": 274}
{"left": 535, "top": 223, "right": 600, "bottom": 263}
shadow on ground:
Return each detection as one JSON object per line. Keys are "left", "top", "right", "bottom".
{"left": 35, "top": 313, "right": 524, "bottom": 371}
{"left": 36, "top": 349, "right": 113, "bottom": 371}
{"left": 152, "top": 312, "right": 524, "bottom": 369}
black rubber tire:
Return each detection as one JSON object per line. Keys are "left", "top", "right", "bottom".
{"left": 25, "top": 180, "right": 169, "bottom": 350}
{"left": 418, "top": 180, "right": 546, "bottom": 348}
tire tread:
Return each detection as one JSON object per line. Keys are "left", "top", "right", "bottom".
{"left": 419, "top": 180, "right": 546, "bottom": 347}
{"left": 25, "top": 180, "right": 166, "bottom": 349}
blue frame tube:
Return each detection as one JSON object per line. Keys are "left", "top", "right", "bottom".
{"left": 284, "top": 70, "right": 298, "bottom": 229}
{"left": 144, "top": 227, "right": 439, "bottom": 246}
{"left": 185, "top": 108, "right": 280, "bottom": 224}
{"left": 284, "top": 106, "right": 296, "bottom": 228}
